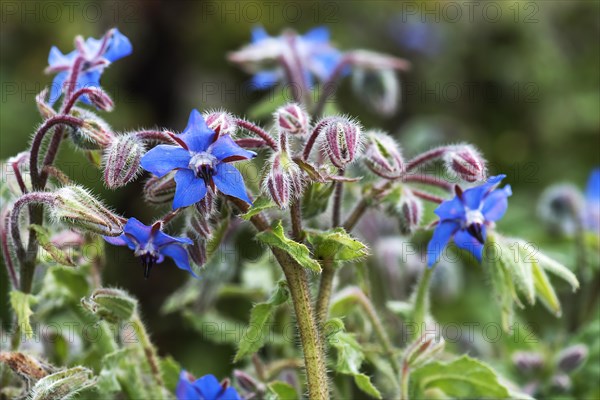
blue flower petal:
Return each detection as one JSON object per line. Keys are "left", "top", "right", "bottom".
{"left": 434, "top": 196, "right": 465, "bottom": 220}
{"left": 482, "top": 185, "right": 512, "bottom": 222}
{"left": 454, "top": 227, "right": 486, "bottom": 263}
{"left": 141, "top": 145, "right": 191, "bottom": 177}
{"left": 75, "top": 70, "right": 102, "bottom": 104}
{"left": 153, "top": 230, "right": 193, "bottom": 248}
{"left": 49, "top": 71, "right": 68, "bottom": 105}
{"left": 213, "top": 163, "right": 251, "bottom": 204}
{"left": 209, "top": 135, "right": 256, "bottom": 162}
{"left": 103, "top": 234, "right": 128, "bottom": 247}
{"left": 176, "top": 371, "right": 201, "bottom": 400}
{"left": 195, "top": 375, "right": 223, "bottom": 400}
{"left": 462, "top": 175, "right": 506, "bottom": 210}
{"left": 303, "top": 26, "right": 330, "bottom": 43}
{"left": 180, "top": 109, "right": 216, "bottom": 152}
{"left": 585, "top": 168, "right": 600, "bottom": 203}
{"left": 310, "top": 51, "right": 343, "bottom": 81}
{"left": 48, "top": 46, "right": 75, "bottom": 67}
{"left": 220, "top": 387, "right": 242, "bottom": 400}
{"left": 123, "top": 217, "right": 153, "bottom": 244}
{"left": 173, "top": 169, "right": 207, "bottom": 209}
{"left": 161, "top": 243, "right": 196, "bottom": 278}
{"left": 250, "top": 71, "right": 279, "bottom": 90}
{"left": 251, "top": 26, "right": 269, "bottom": 43}
{"left": 104, "top": 28, "right": 133, "bottom": 62}
{"left": 427, "top": 220, "right": 460, "bottom": 267}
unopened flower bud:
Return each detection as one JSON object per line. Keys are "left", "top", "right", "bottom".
{"left": 204, "top": 110, "right": 237, "bottom": 136}
{"left": 512, "top": 351, "right": 544, "bottom": 373}
{"left": 551, "top": 374, "right": 572, "bottom": 392}
{"left": 85, "top": 88, "right": 114, "bottom": 112}
{"left": 322, "top": 117, "right": 361, "bottom": 169}
{"left": 234, "top": 370, "right": 261, "bottom": 393}
{"left": 103, "top": 134, "right": 145, "bottom": 189}
{"left": 557, "top": 344, "right": 588, "bottom": 373}
{"left": 69, "top": 108, "right": 114, "bottom": 150}
{"left": 81, "top": 288, "right": 137, "bottom": 324}
{"left": 444, "top": 145, "right": 486, "bottom": 183}
{"left": 404, "top": 334, "right": 445, "bottom": 368}
{"left": 36, "top": 88, "right": 56, "bottom": 119}
{"left": 363, "top": 131, "right": 405, "bottom": 179}
{"left": 537, "top": 184, "right": 583, "bottom": 237}
{"left": 26, "top": 366, "right": 96, "bottom": 398}
{"left": 276, "top": 103, "right": 309, "bottom": 135}
{"left": 394, "top": 189, "right": 423, "bottom": 235}
{"left": 352, "top": 68, "right": 399, "bottom": 116}
{"left": 144, "top": 172, "right": 176, "bottom": 205}
{"left": 263, "top": 153, "right": 303, "bottom": 209}
{"left": 187, "top": 236, "right": 207, "bottom": 267}
{"left": 53, "top": 185, "right": 123, "bottom": 236}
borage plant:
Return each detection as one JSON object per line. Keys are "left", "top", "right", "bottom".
{"left": 0, "top": 26, "right": 587, "bottom": 400}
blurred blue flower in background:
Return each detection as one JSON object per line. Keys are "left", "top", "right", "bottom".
{"left": 176, "top": 371, "right": 240, "bottom": 400}
{"left": 46, "top": 28, "right": 132, "bottom": 104}
{"left": 427, "top": 175, "right": 512, "bottom": 266}
{"left": 103, "top": 217, "right": 194, "bottom": 278}
{"left": 141, "top": 110, "right": 255, "bottom": 209}
{"left": 583, "top": 168, "right": 600, "bottom": 233}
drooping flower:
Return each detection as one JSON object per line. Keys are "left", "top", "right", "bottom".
{"left": 229, "top": 26, "right": 343, "bottom": 89}
{"left": 140, "top": 110, "right": 255, "bottom": 209}
{"left": 583, "top": 168, "right": 600, "bottom": 233}
{"left": 103, "top": 217, "right": 194, "bottom": 278}
{"left": 46, "top": 28, "right": 132, "bottom": 104}
{"left": 427, "top": 175, "right": 512, "bottom": 266}
{"left": 176, "top": 371, "right": 240, "bottom": 400}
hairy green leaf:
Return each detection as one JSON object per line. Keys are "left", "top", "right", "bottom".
{"left": 241, "top": 195, "right": 276, "bottom": 220}
{"left": 10, "top": 291, "right": 37, "bottom": 339}
{"left": 257, "top": 221, "right": 321, "bottom": 272}
{"left": 268, "top": 381, "right": 298, "bottom": 399}
{"left": 354, "top": 374, "right": 382, "bottom": 399}
{"left": 306, "top": 228, "right": 369, "bottom": 262}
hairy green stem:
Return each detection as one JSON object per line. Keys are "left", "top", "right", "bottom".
{"left": 412, "top": 267, "right": 435, "bottom": 340}
{"left": 400, "top": 360, "right": 410, "bottom": 400}
{"left": 132, "top": 313, "right": 164, "bottom": 390}
{"left": 315, "top": 258, "right": 335, "bottom": 326}
{"left": 332, "top": 169, "right": 345, "bottom": 227}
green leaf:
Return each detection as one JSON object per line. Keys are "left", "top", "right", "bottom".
{"left": 29, "top": 224, "right": 75, "bottom": 267}
{"left": 302, "top": 182, "right": 335, "bottom": 219}
{"left": 160, "top": 356, "right": 182, "bottom": 393}
{"left": 256, "top": 221, "right": 321, "bottom": 272}
{"left": 242, "top": 196, "right": 277, "bottom": 220}
{"left": 234, "top": 282, "right": 289, "bottom": 361}
{"left": 534, "top": 248, "right": 579, "bottom": 291}
{"left": 354, "top": 374, "right": 382, "bottom": 399}
{"left": 328, "top": 328, "right": 365, "bottom": 375}
{"left": 409, "top": 355, "right": 512, "bottom": 399}
{"left": 306, "top": 228, "right": 369, "bottom": 262}
{"left": 268, "top": 381, "right": 298, "bottom": 399}
{"left": 10, "top": 291, "right": 38, "bottom": 339}
{"left": 532, "top": 260, "right": 562, "bottom": 316}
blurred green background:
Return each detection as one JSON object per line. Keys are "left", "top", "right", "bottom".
{"left": 1, "top": 0, "right": 599, "bottom": 381}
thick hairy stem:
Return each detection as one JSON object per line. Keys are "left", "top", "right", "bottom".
{"left": 235, "top": 119, "right": 278, "bottom": 150}
{"left": 302, "top": 118, "right": 331, "bottom": 161}
{"left": 332, "top": 169, "right": 345, "bottom": 227}
{"left": 402, "top": 174, "right": 453, "bottom": 192}
{"left": 405, "top": 146, "right": 450, "bottom": 172}
{"left": 135, "top": 130, "right": 178, "bottom": 144}
{"left": 228, "top": 197, "right": 329, "bottom": 399}
{"left": 313, "top": 55, "right": 352, "bottom": 118}
{"left": 132, "top": 313, "right": 164, "bottom": 389}
{"left": 315, "top": 258, "right": 335, "bottom": 326}
{"left": 1, "top": 210, "right": 19, "bottom": 288}
{"left": 9, "top": 193, "right": 57, "bottom": 293}
{"left": 412, "top": 266, "right": 434, "bottom": 340}
{"left": 411, "top": 189, "right": 444, "bottom": 204}
{"left": 290, "top": 200, "right": 303, "bottom": 242}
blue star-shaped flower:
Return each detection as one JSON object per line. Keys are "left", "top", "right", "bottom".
{"left": 584, "top": 168, "right": 600, "bottom": 233}
{"left": 176, "top": 371, "right": 240, "bottom": 400}
{"left": 427, "top": 175, "right": 512, "bottom": 266}
{"left": 47, "top": 28, "right": 132, "bottom": 104}
{"left": 240, "top": 26, "right": 343, "bottom": 89}
{"left": 103, "top": 217, "right": 194, "bottom": 278}
{"left": 140, "top": 110, "right": 255, "bottom": 209}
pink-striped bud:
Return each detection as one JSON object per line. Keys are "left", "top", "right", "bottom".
{"left": 395, "top": 189, "right": 423, "bottom": 235}
{"left": 70, "top": 108, "right": 114, "bottom": 150}
{"left": 322, "top": 117, "right": 361, "bottom": 169}
{"left": 363, "top": 131, "right": 405, "bottom": 179}
{"left": 86, "top": 88, "right": 114, "bottom": 112}
{"left": 204, "top": 110, "right": 237, "bottom": 137}
{"left": 143, "top": 173, "right": 176, "bottom": 205}
{"left": 263, "top": 153, "right": 303, "bottom": 209}
{"left": 444, "top": 145, "right": 486, "bottom": 183}
{"left": 103, "top": 134, "right": 145, "bottom": 189}
{"left": 188, "top": 236, "right": 207, "bottom": 267}
{"left": 275, "top": 103, "right": 309, "bottom": 135}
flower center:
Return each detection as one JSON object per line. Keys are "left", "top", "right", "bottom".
{"left": 189, "top": 152, "right": 218, "bottom": 182}
{"left": 134, "top": 243, "right": 159, "bottom": 279}
{"left": 465, "top": 208, "right": 485, "bottom": 244}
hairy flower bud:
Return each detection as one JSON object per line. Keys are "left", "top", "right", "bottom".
{"left": 363, "top": 131, "right": 405, "bottom": 179}
{"left": 275, "top": 103, "right": 309, "bottom": 135}
{"left": 394, "top": 189, "right": 423, "bottom": 235}
{"left": 512, "top": 351, "right": 544, "bottom": 373}
{"left": 69, "top": 108, "right": 114, "bottom": 150}
{"left": 263, "top": 153, "right": 303, "bottom": 209}
{"left": 25, "top": 366, "right": 96, "bottom": 398}
{"left": 35, "top": 88, "right": 56, "bottom": 119}
{"left": 352, "top": 68, "right": 399, "bottom": 116}
{"left": 187, "top": 235, "right": 207, "bottom": 267}
{"left": 537, "top": 184, "right": 584, "bottom": 237}
{"left": 557, "top": 344, "right": 588, "bottom": 373}
{"left": 85, "top": 88, "right": 114, "bottom": 112}
{"left": 103, "top": 133, "right": 145, "bottom": 189}
{"left": 551, "top": 374, "right": 572, "bottom": 392}
{"left": 234, "top": 370, "right": 261, "bottom": 393}
{"left": 322, "top": 117, "right": 361, "bottom": 169}
{"left": 204, "top": 110, "right": 237, "bottom": 136}
{"left": 404, "top": 334, "right": 445, "bottom": 368}
{"left": 144, "top": 172, "right": 177, "bottom": 205}
{"left": 53, "top": 185, "right": 123, "bottom": 236}
{"left": 81, "top": 288, "right": 137, "bottom": 324}
{"left": 444, "top": 145, "right": 486, "bottom": 183}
